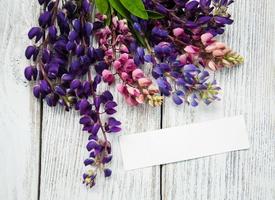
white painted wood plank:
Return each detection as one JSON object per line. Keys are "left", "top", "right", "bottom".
{"left": 40, "top": 89, "right": 161, "bottom": 200}
{"left": 39, "top": 6, "right": 161, "bottom": 196}
{"left": 162, "top": 1, "right": 275, "bottom": 200}
{"left": 0, "top": 1, "right": 41, "bottom": 200}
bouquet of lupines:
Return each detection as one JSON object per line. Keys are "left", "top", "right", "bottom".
{"left": 24, "top": 0, "right": 243, "bottom": 188}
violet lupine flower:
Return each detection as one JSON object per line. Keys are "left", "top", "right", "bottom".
{"left": 23, "top": 0, "right": 243, "bottom": 188}
{"left": 146, "top": 43, "right": 221, "bottom": 106}
{"left": 135, "top": 0, "right": 242, "bottom": 106}
{"left": 24, "top": 0, "right": 121, "bottom": 188}
{"left": 145, "top": 0, "right": 234, "bottom": 40}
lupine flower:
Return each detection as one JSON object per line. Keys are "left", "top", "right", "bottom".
{"left": 102, "top": 70, "right": 115, "bottom": 85}
{"left": 24, "top": 0, "right": 243, "bottom": 189}
{"left": 24, "top": 0, "right": 121, "bottom": 188}
{"left": 94, "top": 15, "right": 162, "bottom": 107}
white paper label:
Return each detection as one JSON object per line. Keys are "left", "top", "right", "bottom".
{"left": 119, "top": 116, "right": 249, "bottom": 170}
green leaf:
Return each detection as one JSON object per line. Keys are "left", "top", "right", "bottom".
{"left": 147, "top": 10, "right": 164, "bottom": 19}
{"left": 120, "top": 0, "right": 148, "bottom": 19}
{"left": 108, "top": 0, "right": 131, "bottom": 21}
{"left": 95, "top": 0, "right": 109, "bottom": 14}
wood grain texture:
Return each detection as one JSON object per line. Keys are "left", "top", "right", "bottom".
{"left": 1, "top": 0, "right": 274, "bottom": 199}
{"left": 40, "top": 100, "right": 160, "bottom": 200}
{"left": 162, "top": 1, "right": 275, "bottom": 200}
{"left": 0, "top": 0, "right": 41, "bottom": 200}
{"left": 39, "top": 59, "right": 161, "bottom": 200}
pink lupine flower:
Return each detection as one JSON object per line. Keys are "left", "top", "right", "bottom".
{"left": 118, "top": 19, "right": 129, "bottom": 32}
{"left": 214, "top": 42, "right": 227, "bottom": 49}
{"left": 123, "top": 59, "right": 136, "bottom": 72}
{"left": 179, "top": 54, "right": 188, "bottom": 64}
{"left": 119, "top": 53, "right": 129, "bottom": 63}
{"left": 112, "top": 16, "right": 118, "bottom": 28}
{"left": 117, "top": 84, "right": 127, "bottom": 95}
{"left": 148, "top": 86, "right": 160, "bottom": 95}
{"left": 138, "top": 78, "right": 152, "bottom": 87}
{"left": 212, "top": 50, "right": 225, "bottom": 57}
{"left": 132, "top": 68, "right": 144, "bottom": 81}
{"left": 205, "top": 43, "right": 217, "bottom": 52}
{"left": 127, "top": 87, "right": 140, "bottom": 97}
{"left": 113, "top": 60, "right": 122, "bottom": 70}
{"left": 201, "top": 33, "right": 214, "bottom": 45}
{"left": 173, "top": 28, "right": 184, "bottom": 37}
{"left": 125, "top": 96, "right": 139, "bottom": 106}
{"left": 205, "top": 42, "right": 227, "bottom": 52}
{"left": 208, "top": 60, "right": 218, "bottom": 71}
{"left": 136, "top": 94, "right": 145, "bottom": 104}
{"left": 102, "top": 70, "right": 115, "bottom": 85}
{"left": 184, "top": 45, "right": 200, "bottom": 54}
{"left": 105, "top": 49, "right": 114, "bottom": 60}
{"left": 119, "top": 44, "right": 129, "bottom": 53}
{"left": 121, "top": 72, "right": 130, "bottom": 82}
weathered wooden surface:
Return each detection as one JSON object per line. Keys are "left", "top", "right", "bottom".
{"left": 0, "top": 0, "right": 274, "bottom": 200}
{"left": 0, "top": 1, "right": 41, "bottom": 200}
{"left": 162, "top": 1, "right": 275, "bottom": 200}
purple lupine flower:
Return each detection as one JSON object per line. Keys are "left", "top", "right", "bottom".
{"left": 25, "top": 46, "right": 37, "bottom": 60}
{"left": 33, "top": 85, "right": 41, "bottom": 98}
{"left": 214, "top": 16, "right": 233, "bottom": 25}
{"left": 28, "top": 27, "right": 43, "bottom": 42}
{"left": 39, "top": 11, "right": 51, "bottom": 27}
{"left": 185, "top": 1, "right": 199, "bottom": 10}
{"left": 24, "top": 66, "right": 37, "bottom": 81}
{"left": 152, "top": 27, "right": 168, "bottom": 38}
{"left": 104, "top": 168, "right": 112, "bottom": 177}
{"left": 84, "top": 158, "right": 95, "bottom": 166}
{"left": 48, "top": 25, "right": 57, "bottom": 40}
{"left": 23, "top": 0, "right": 239, "bottom": 189}
{"left": 157, "top": 77, "right": 172, "bottom": 96}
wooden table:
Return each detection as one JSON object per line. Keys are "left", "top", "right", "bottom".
{"left": 0, "top": 1, "right": 274, "bottom": 200}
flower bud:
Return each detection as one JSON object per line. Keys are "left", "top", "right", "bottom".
{"left": 84, "top": 158, "right": 94, "bottom": 166}
{"left": 113, "top": 60, "right": 122, "bottom": 70}
{"left": 33, "top": 85, "right": 41, "bottom": 98}
{"left": 119, "top": 44, "right": 129, "bottom": 53}
{"left": 138, "top": 78, "right": 152, "bottom": 87}
{"left": 84, "top": 22, "right": 93, "bottom": 36}
{"left": 179, "top": 54, "right": 188, "bottom": 64}
{"left": 132, "top": 68, "right": 144, "bottom": 81}
{"left": 213, "top": 49, "right": 225, "bottom": 57}
{"left": 121, "top": 72, "right": 129, "bottom": 81}
{"left": 119, "top": 53, "right": 129, "bottom": 63}
{"left": 28, "top": 27, "right": 42, "bottom": 42}
{"left": 48, "top": 25, "right": 57, "bottom": 40}
{"left": 117, "top": 84, "right": 127, "bottom": 95}
{"left": 55, "top": 85, "right": 66, "bottom": 96}
{"left": 25, "top": 46, "right": 37, "bottom": 59}
{"left": 102, "top": 70, "right": 115, "bottom": 85}
{"left": 208, "top": 60, "right": 217, "bottom": 71}
{"left": 173, "top": 28, "right": 184, "bottom": 37}
{"left": 24, "top": 66, "right": 35, "bottom": 81}
{"left": 201, "top": 33, "right": 214, "bottom": 45}
{"left": 125, "top": 96, "right": 139, "bottom": 106}
{"left": 38, "top": 11, "right": 51, "bottom": 27}
{"left": 184, "top": 45, "right": 200, "bottom": 54}
{"left": 104, "top": 168, "right": 112, "bottom": 177}
{"left": 124, "top": 59, "right": 136, "bottom": 72}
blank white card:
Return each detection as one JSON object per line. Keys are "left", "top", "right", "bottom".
{"left": 119, "top": 116, "right": 249, "bottom": 170}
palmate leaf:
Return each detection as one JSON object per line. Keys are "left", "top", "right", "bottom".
{"left": 95, "top": 0, "right": 109, "bottom": 14}
{"left": 120, "top": 0, "right": 148, "bottom": 19}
